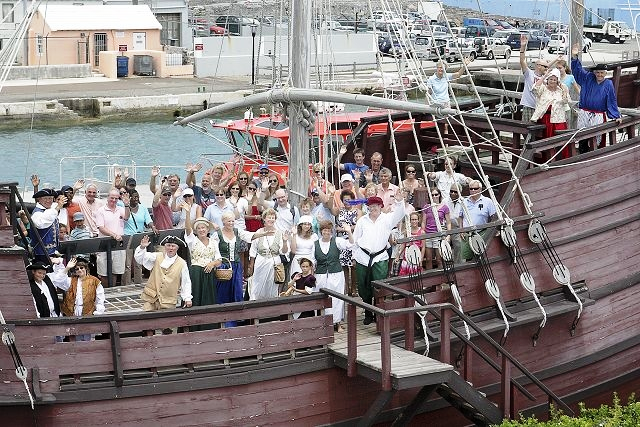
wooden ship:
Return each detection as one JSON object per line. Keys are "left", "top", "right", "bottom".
{"left": 1, "top": 55, "right": 640, "bottom": 424}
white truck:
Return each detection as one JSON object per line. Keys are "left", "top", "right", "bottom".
{"left": 583, "top": 20, "right": 632, "bottom": 44}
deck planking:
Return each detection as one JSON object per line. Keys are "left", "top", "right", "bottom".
{"left": 328, "top": 310, "right": 453, "bottom": 386}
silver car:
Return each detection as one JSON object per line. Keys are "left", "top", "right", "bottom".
{"left": 473, "top": 37, "right": 512, "bottom": 60}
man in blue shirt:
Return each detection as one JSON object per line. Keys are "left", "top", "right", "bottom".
{"left": 335, "top": 146, "right": 369, "bottom": 178}
{"left": 571, "top": 43, "right": 622, "bottom": 152}
{"left": 427, "top": 58, "right": 471, "bottom": 109}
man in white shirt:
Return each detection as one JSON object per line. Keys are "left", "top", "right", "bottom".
{"left": 260, "top": 188, "right": 299, "bottom": 232}
{"left": 459, "top": 180, "right": 497, "bottom": 261}
{"left": 353, "top": 193, "right": 406, "bottom": 325}
{"left": 76, "top": 183, "right": 105, "bottom": 237}
{"left": 135, "top": 234, "right": 192, "bottom": 311}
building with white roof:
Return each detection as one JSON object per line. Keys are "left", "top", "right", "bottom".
{"left": 27, "top": 4, "right": 162, "bottom": 68}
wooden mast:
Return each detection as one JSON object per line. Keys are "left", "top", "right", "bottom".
{"left": 570, "top": 0, "right": 585, "bottom": 60}
{"left": 287, "top": 0, "right": 311, "bottom": 204}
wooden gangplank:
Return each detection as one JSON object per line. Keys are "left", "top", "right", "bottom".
{"left": 328, "top": 314, "right": 453, "bottom": 390}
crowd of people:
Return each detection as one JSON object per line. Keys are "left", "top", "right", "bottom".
{"left": 22, "top": 146, "right": 501, "bottom": 332}
{"left": 428, "top": 35, "right": 622, "bottom": 159}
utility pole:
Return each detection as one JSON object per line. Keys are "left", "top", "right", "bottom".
{"left": 286, "top": 0, "right": 311, "bottom": 205}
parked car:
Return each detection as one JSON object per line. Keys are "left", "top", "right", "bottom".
{"left": 473, "top": 37, "right": 511, "bottom": 60}
{"left": 547, "top": 33, "right": 592, "bottom": 53}
{"left": 209, "top": 25, "right": 228, "bottom": 36}
{"left": 378, "top": 34, "right": 413, "bottom": 57}
{"left": 429, "top": 38, "right": 476, "bottom": 62}
{"left": 506, "top": 30, "right": 549, "bottom": 50}
{"left": 216, "top": 15, "right": 242, "bottom": 35}
{"left": 492, "top": 30, "right": 519, "bottom": 44}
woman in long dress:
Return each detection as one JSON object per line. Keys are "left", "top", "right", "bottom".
{"left": 215, "top": 211, "right": 268, "bottom": 305}
{"left": 247, "top": 208, "right": 289, "bottom": 300}
{"left": 531, "top": 67, "right": 570, "bottom": 158}
{"left": 184, "top": 210, "right": 221, "bottom": 306}
{"left": 314, "top": 220, "right": 354, "bottom": 332}
{"left": 289, "top": 215, "right": 318, "bottom": 276}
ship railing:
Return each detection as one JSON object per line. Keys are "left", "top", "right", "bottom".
{"left": 7, "top": 293, "right": 334, "bottom": 400}
{"left": 526, "top": 114, "right": 640, "bottom": 160}
{"left": 320, "top": 287, "right": 575, "bottom": 420}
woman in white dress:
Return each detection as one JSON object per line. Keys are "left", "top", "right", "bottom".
{"left": 314, "top": 220, "right": 354, "bottom": 332}
{"left": 247, "top": 208, "right": 289, "bottom": 300}
{"left": 289, "top": 215, "right": 318, "bottom": 276}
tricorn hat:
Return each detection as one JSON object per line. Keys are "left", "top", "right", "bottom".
{"left": 160, "top": 235, "right": 186, "bottom": 248}
{"left": 26, "top": 261, "right": 51, "bottom": 271}
{"left": 33, "top": 188, "right": 56, "bottom": 199}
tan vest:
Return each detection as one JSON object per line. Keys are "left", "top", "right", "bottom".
{"left": 140, "top": 253, "right": 186, "bottom": 310}
{"left": 61, "top": 275, "right": 101, "bottom": 317}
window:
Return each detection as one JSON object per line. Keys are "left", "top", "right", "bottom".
{"left": 36, "top": 34, "right": 43, "bottom": 56}
{"left": 157, "top": 13, "right": 181, "bottom": 46}
{"left": 229, "top": 130, "right": 254, "bottom": 155}
{"left": 1, "top": 3, "right": 14, "bottom": 23}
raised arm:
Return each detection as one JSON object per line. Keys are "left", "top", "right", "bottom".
{"left": 452, "top": 56, "right": 471, "bottom": 79}
{"left": 334, "top": 144, "right": 348, "bottom": 170}
{"left": 519, "top": 34, "right": 529, "bottom": 72}
{"left": 150, "top": 166, "right": 159, "bottom": 195}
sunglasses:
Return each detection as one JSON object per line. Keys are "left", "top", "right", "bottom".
{"left": 215, "top": 193, "right": 226, "bottom": 196}
{"left": 269, "top": 180, "right": 278, "bottom": 183}
{"left": 162, "top": 193, "right": 171, "bottom": 196}
{"left": 230, "top": 188, "right": 240, "bottom": 191}
{"left": 259, "top": 171, "right": 269, "bottom": 174}
{"left": 183, "top": 194, "right": 193, "bottom": 197}
{"left": 431, "top": 193, "right": 440, "bottom": 196}
{"left": 247, "top": 187, "right": 256, "bottom": 191}
{"left": 238, "top": 177, "right": 248, "bottom": 180}
{"left": 406, "top": 170, "right": 416, "bottom": 173}
{"left": 469, "top": 187, "right": 480, "bottom": 190}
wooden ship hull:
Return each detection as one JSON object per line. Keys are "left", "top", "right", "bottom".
{"left": 1, "top": 61, "right": 640, "bottom": 426}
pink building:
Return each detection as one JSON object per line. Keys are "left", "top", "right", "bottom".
{"left": 27, "top": 5, "right": 162, "bottom": 69}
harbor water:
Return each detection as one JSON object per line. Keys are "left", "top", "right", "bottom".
{"left": 0, "top": 117, "right": 235, "bottom": 192}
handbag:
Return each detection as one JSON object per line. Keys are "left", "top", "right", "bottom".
{"left": 273, "top": 262, "right": 286, "bottom": 283}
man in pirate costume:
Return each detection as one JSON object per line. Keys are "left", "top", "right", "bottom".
{"left": 135, "top": 234, "right": 193, "bottom": 311}
{"left": 352, "top": 193, "right": 406, "bottom": 325}
{"left": 27, "top": 261, "right": 61, "bottom": 319}
{"left": 30, "top": 188, "right": 66, "bottom": 263}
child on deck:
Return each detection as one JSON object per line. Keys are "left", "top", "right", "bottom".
{"left": 280, "top": 257, "right": 316, "bottom": 319}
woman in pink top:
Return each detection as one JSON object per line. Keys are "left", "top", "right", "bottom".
{"left": 421, "top": 188, "right": 451, "bottom": 269}
{"left": 398, "top": 212, "right": 426, "bottom": 275}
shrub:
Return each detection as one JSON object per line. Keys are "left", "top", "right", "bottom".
{"left": 494, "top": 394, "right": 640, "bottom": 427}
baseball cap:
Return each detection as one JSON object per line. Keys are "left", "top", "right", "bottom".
{"left": 340, "top": 173, "right": 354, "bottom": 183}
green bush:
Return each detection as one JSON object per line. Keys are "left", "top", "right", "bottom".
{"left": 495, "top": 394, "right": 640, "bottom": 427}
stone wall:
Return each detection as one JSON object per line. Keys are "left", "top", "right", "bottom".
{"left": 6, "top": 64, "right": 92, "bottom": 80}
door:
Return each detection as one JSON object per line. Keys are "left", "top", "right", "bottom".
{"left": 133, "top": 32, "right": 146, "bottom": 50}
{"left": 93, "top": 33, "right": 107, "bottom": 66}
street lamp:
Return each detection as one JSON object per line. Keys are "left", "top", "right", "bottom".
{"left": 249, "top": 23, "right": 258, "bottom": 85}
